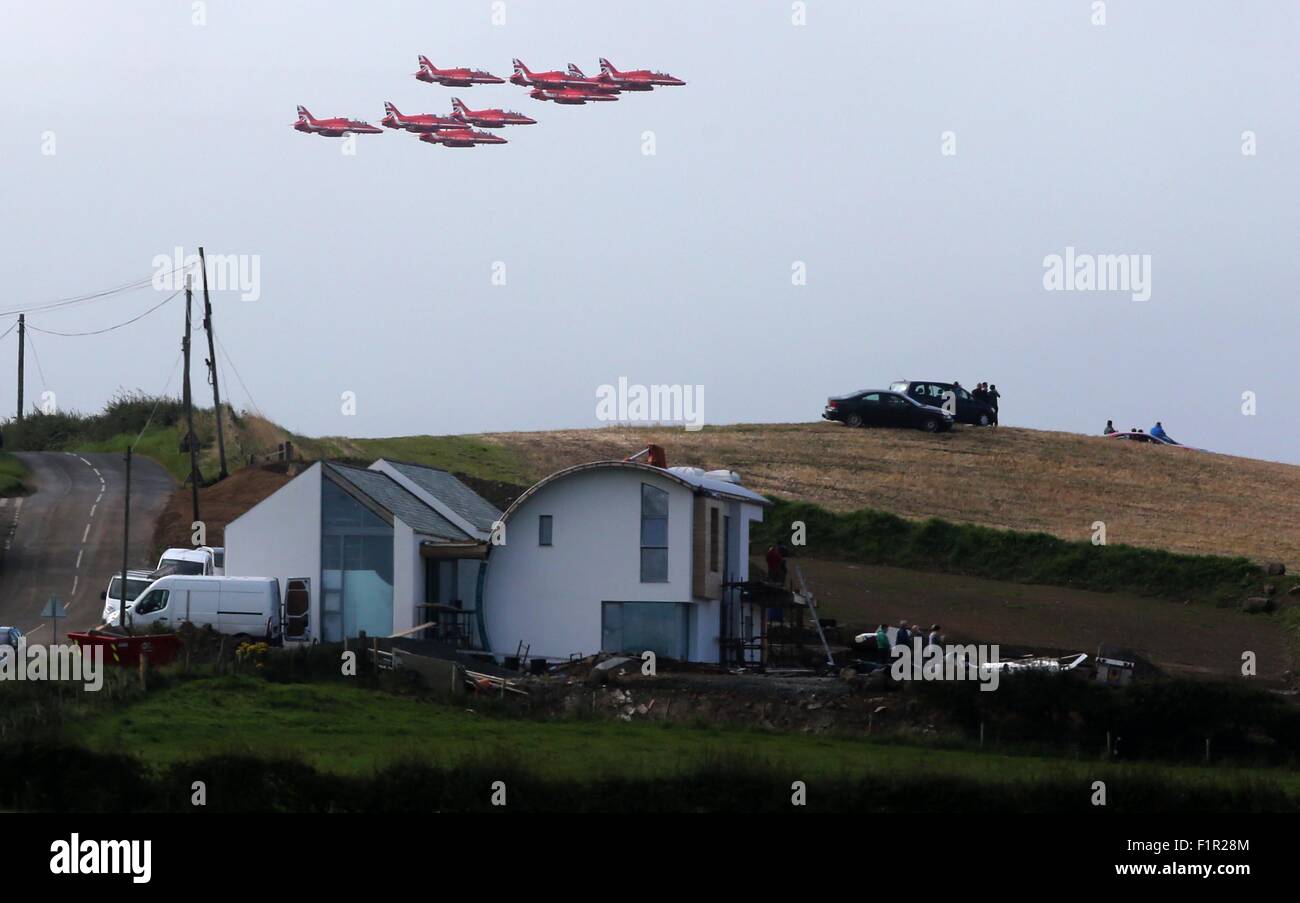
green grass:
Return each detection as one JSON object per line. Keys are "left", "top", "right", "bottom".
{"left": 77, "top": 426, "right": 208, "bottom": 484}
{"left": 756, "top": 498, "right": 1263, "bottom": 604}
{"left": 68, "top": 676, "right": 1300, "bottom": 797}
{"left": 0, "top": 452, "right": 29, "bottom": 496}
{"left": 349, "top": 435, "right": 530, "bottom": 484}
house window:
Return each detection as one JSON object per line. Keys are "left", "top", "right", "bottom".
{"left": 640, "top": 483, "right": 668, "bottom": 582}
{"left": 709, "top": 508, "right": 720, "bottom": 573}
{"left": 602, "top": 601, "right": 689, "bottom": 659}
{"left": 538, "top": 515, "right": 553, "bottom": 546}
{"left": 321, "top": 479, "right": 394, "bottom": 643}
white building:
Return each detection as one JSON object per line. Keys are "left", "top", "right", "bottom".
{"left": 225, "top": 460, "right": 500, "bottom": 644}
{"left": 480, "top": 461, "right": 770, "bottom": 665}
{"left": 226, "top": 456, "right": 771, "bottom": 666}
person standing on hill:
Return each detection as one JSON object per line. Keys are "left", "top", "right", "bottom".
{"left": 987, "top": 384, "right": 1001, "bottom": 425}
{"left": 1103, "top": 420, "right": 1116, "bottom": 435}
{"left": 875, "top": 624, "right": 890, "bottom": 656}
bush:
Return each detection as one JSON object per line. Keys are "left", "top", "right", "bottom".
{"left": 755, "top": 498, "right": 1261, "bottom": 603}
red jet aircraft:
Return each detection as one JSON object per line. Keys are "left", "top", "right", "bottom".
{"left": 292, "top": 106, "right": 382, "bottom": 137}
{"left": 598, "top": 57, "right": 686, "bottom": 87}
{"left": 450, "top": 97, "right": 537, "bottom": 127}
{"left": 566, "top": 63, "right": 650, "bottom": 92}
{"left": 380, "top": 101, "right": 464, "bottom": 133}
{"left": 414, "top": 56, "right": 504, "bottom": 86}
{"left": 528, "top": 86, "right": 618, "bottom": 105}
{"left": 510, "top": 59, "right": 619, "bottom": 94}
{"left": 418, "top": 128, "right": 508, "bottom": 147}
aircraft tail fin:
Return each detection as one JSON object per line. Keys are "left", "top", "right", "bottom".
{"left": 512, "top": 58, "right": 530, "bottom": 78}
{"left": 599, "top": 57, "right": 618, "bottom": 76}
{"left": 418, "top": 55, "right": 434, "bottom": 72}
{"left": 383, "top": 101, "right": 401, "bottom": 118}
{"left": 451, "top": 97, "right": 469, "bottom": 115}
{"left": 567, "top": 63, "right": 585, "bottom": 77}
{"left": 296, "top": 105, "right": 313, "bottom": 122}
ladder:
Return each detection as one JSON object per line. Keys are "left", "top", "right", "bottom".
{"left": 794, "top": 564, "right": 835, "bottom": 668}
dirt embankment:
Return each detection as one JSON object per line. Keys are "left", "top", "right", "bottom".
{"left": 151, "top": 463, "right": 294, "bottom": 555}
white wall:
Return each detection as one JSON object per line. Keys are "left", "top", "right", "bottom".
{"left": 483, "top": 468, "right": 695, "bottom": 661}
{"left": 392, "top": 519, "right": 422, "bottom": 636}
{"left": 483, "top": 467, "right": 764, "bottom": 663}
{"left": 225, "top": 463, "right": 322, "bottom": 640}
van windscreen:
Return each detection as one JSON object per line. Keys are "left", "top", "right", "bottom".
{"left": 110, "top": 577, "right": 152, "bottom": 601}
{"left": 161, "top": 559, "right": 205, "bottom": 575}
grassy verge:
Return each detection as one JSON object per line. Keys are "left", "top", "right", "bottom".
{"left": 0, "top": 452, "right": 29, "bottom": 496}
{"left": 68, "top": 676, "right": 1300, "bottom": 787}
{"left": 756, "top": 498, "right": 1263, "bottom": 604}
{"left": 77, "top": 426, "right": 205, "bottom": 484}
{"left": 348, "top": 434, "right": 531, "bottom": 484}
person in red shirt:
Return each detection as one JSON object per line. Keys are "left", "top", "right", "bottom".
{"left": 766, "top": 544, "right": 787, "bottom": 584}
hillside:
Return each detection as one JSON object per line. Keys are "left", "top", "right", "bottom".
{"left": 145, "top": 415, "right": 1300, "bottom": 569}
{"left": 475, "top": 423, "right": 1300, "bottom": 567}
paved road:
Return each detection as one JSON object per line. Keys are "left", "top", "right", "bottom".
{"left": 0, "top": 452, "right": 174, "bottom": 638}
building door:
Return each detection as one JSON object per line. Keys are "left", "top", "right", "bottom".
{"left": 285, "top": 578, "right": 310, "bottom": 641}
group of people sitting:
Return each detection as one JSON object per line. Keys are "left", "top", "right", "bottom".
{"left": 1103, "top": 420, "right": 1177, "bottom": 443}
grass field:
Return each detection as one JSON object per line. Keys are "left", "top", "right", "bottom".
{"left": 69, "top": 676, "right": 1300, "bottom": 798}
{"left": 798, "top": 558, "right": 1290, "bottom": 681}
{"left": 0, "top": 452, "right": 29, "bottom": 496}
{"left": 478, "top": 422, "right": 1300, "bottom": 566}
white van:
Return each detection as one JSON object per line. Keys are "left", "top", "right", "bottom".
{"left": 100, "top": 570, "right": 156, "bottom": 625}
{"left": 130, "top": 575, "right": 282, "bottom": 642}
{"left": 157, "top": 547, "right": 215, "bottom": 576}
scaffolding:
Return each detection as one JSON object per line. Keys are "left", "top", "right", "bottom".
{"left": 719, "top": 577, "right": 833, "bottom": 669}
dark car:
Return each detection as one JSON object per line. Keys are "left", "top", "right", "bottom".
{"left": 823, "top": 389, "right": 954, "bottom": 432}
{"left": 889, "top": 380, "right": 997, "bottom": 426}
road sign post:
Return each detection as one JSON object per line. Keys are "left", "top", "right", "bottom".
{"left": 40, "top": 595, "right": 67, "bottom": 645}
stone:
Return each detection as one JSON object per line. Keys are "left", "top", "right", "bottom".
{"left": 1242, "top": 596, "right": 1275, "bottom": 614}
{"left": 1265, "top": 562, "right": 1286, "bottom": 576}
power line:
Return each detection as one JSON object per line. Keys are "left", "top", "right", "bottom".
{"left": 132, "top": 351, "right": 184, "bottom": 451}
{"left": 215, "top": 333, "right": 265, "bottom": 420}
{"left": 27, "top": 289, "right": 183, "bottom": 337}
{"left": 0, "top": 260, "right": 194, "bottom": 319}
{"left": 25, "top": 330, "right": 47, "bottom": 391}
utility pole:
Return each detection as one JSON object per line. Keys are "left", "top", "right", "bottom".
{"left": 16, "top": 314, "right": 24, "bottom": 424}
{"left": 183, "top": 276, "right": 201, "bottom": 525}
{"left": 121, "top": 446, "right": 131, "bottom": 631}
{"left": 199, "top": 247, "right": 228, "bottom": 480}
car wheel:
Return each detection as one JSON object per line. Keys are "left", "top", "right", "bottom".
{"left": 922, "top": 418, "right": 940, "bottom": 433}
{"left": 846, "top": 413, "right": 864, "bottom": 428}
{"left": 977, "top": 413, "right": 991, "bottom": 426}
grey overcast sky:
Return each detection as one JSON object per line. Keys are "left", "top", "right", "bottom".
{"left": 1, "top": 1, "right": 1297, "bottom": 461}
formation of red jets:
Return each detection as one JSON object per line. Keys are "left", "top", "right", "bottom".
{"left": 293, "top": 55, "right": 685, "bottom": 148}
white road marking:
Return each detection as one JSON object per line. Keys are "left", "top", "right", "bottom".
{"left": 75, "top": 549, "right": 82, "bottom": 569}
{"left": 82, "top": 523, "right": 91, "bottom": 543}
{"left": 71, "top": 575, "right": 78, "bottom": 597}
{"left": 3, "top": 497, "right": 21, "bottom": 551}
{"left": 89, "top": 504, "right": 96, "bottom": 518}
